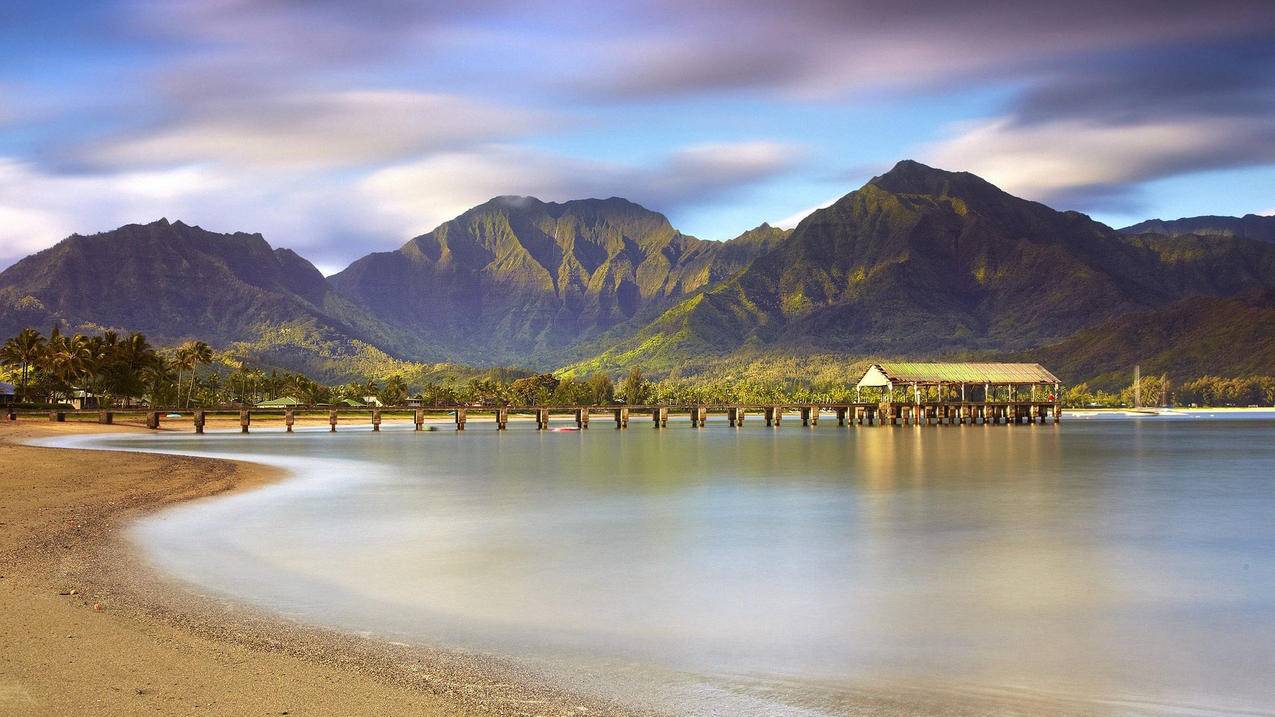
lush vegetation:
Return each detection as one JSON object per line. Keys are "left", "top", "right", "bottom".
{"left": 4, "top": 326, "right": 1273, "bottom": 409}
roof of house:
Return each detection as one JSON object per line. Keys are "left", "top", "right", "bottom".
{"left": 256, "top": 396, "right": 301, "bottom": 407}
{"left": 0, "top": 382, "right": 14, "bottom": 395}
{"left": 857, "top": 362, "right": 1061, "bottom": 386}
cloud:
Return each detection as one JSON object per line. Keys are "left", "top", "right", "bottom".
{"left": 77, "top": 91, "right": 547, "bottom": 170}
{"left": 0, "top": 139, "right": 801, "bottom": 272}
{"left": 573, "top": 1, "right": 1275, "bottom": 99}
{"left": 922, "top": 38, "right": 1275, "bottom": 210}
{"left": 0, "top": 157, "right": 402, "bottom": 272}
{"left": 925, "top": 115, "right": 1275, "bottom": 210}
{"left": 362, "top": 141, "right": 804, "bottom": 238}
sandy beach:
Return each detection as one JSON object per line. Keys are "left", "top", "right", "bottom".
{"left": 0, "top": 419, "right": 635, "bottom": 717}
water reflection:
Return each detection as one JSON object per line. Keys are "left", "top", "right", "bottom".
{"left": 88, "top": 418, "right": 1275, "bottom": 715}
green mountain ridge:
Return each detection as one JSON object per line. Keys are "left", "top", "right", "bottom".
{"left": 563, "top": 161, "right": 1275, "bottom": 378}
{"left": 327, "top": 196, "right": 784, "bottom": 366}
{"left": 2, "top": 162, "right": 1273, "bottom": 389}
{"left": 1120, "top": 214, "right": 1275, "bottom": 243}
{"left": 0, "top": 218, "right": 448, "bottom": 379}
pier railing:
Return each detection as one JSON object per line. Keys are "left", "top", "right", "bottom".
{"left": 7, "top": 400, "right": 1062, "bottom": 432}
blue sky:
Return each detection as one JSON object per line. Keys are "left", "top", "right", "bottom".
{"left": 1, "top": 1, "right": 1273, "bottom": 274}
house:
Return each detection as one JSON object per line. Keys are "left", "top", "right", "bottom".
{"left": 68, "top": 388, "right": 99, "bottom": 410}
{"left": 855, "top": 362, "right": 1061, "bottom": 403}
{"left": 256, "top": 396, "right": 302, "bottom": 408}
{"left": 0, "top": 382, "right": 14, "bottom": 406}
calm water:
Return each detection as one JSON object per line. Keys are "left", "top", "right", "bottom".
{"left": 63, "top": 415, "right": 1275, "bottom": 715}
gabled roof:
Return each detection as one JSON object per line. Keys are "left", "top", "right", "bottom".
{"left": 857, "top": 362, "right": 1060, "bottom": 387}
{"left": 0, "top": 381, "right": 14, "bottom": 395}
{"left": 256, "top": 396, "right": 301, "bottom": 407}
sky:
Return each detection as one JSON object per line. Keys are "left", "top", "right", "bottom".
{"left": 1, "top": 1, "right": 1273, "bottom": 275}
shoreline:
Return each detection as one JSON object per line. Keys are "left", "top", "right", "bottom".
{"left": 0, "top": 421, "right": 642, "bottom": 716}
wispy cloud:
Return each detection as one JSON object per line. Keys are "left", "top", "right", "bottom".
{"left": 571, "top": 1, "right": 1275, "bottom": 99}
{"left": 925, "top": 115, "right": 1275, "bottom": 212}
{"left": 76, "top": 91, "right": 551, "bottom": 170}
{"left": 362, "top": 141, "right": 805, "bottom": 238}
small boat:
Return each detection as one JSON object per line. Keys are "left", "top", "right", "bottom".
{"left": 551, "top": 427, "right": 578, "bottom": 432}
{"left": 165, "top": 413, "right": 182, "bottom": 418}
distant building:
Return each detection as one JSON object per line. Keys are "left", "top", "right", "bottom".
{"left": 0, "top": 382, "right": 14, "bottom": 405}
{"left": 256, "top": 396, "right": 302, "bottom": 408}
{"left": 855, "top": 362, "right": 1061, "bottom": 402}
{"left": 68, "top": 389, "right": 99, "bottom": 410}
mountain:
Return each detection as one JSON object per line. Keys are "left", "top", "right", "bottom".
{"left": 565, "top": 161, "right": 1275, "bottom": 376}
{"left": 328, "top": 196, "right": 781, "bottom": 366}
{"left": 4, "top": 166, "right": 1273, "bottom": 388}
{"left": 1030, "top": 290, "right": 1275, "bottom": 390}
{"left": 1120, "top": 214, "right": 1275, "bottom": 243}
{"left": 0, "top": 219, "right": 441, "bottom": 376}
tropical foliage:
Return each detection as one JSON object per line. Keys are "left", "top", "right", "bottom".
{"left": 4, "top": 326, "right": 1273, "bottom": 409}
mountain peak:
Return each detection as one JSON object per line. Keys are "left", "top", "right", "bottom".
{"left": 867, "top": 159, "right": 1004, "bottom": 202}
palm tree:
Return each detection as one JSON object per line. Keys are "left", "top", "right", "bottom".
{"left": 0, "top": 328, "right": 45, "bottom": 402}
{"left": 174, "top": 340, "right": 213, "bottom": 408}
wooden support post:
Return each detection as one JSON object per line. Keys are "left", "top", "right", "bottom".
{"left": 727, "top": 406, "right": 739, "bottom": 427}
{"left": 836, "top": 407, "right": 847, "bottom": 426}
{"left": 615, "top": 407, "right": 629, "bottom": 429}
{"left": 285, "top": 408, "right": 295, "bottom": 432}
{"left": 372, "top": 407, "right": 382, "bottom": 432}
{"left": 689, "top": 407, "right": 700, "bottom": 428}
{"left": 146, "top": 411, "right": 159, "bottom": 429}
{"left": 239, "top": 409, "right": 250, "bottom": 433}
{"left": 329, "top": 409, "right": 338, "bottom": 432}
{"left": 800, "top": 406, "right": 811, "bottom": 426}
{"left": 652, "top": 407, "right": 668, "bottom": 428}
{"left": 496, "top": 407, "right": 508, "bottom": 430}
{"left": 414, "top": 408, "right": 425, "bottom": 431}
{"left": 536, "top": 408, "right": 548, "bottom": 430}
{"left": 455, "top": 408, "right": 467, "bottom": 431}
{"left": 98, "top": 410, "right": 113, "bottom": 425}
{"left": 194, "top": 410, "right": 205, "bottom": 434}
{"left": 575, "top": 408, "right": 589, "bottom": 429}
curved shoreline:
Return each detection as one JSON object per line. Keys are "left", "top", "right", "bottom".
{"left": 0, "top": 421, "right": 641, "bottom": 717}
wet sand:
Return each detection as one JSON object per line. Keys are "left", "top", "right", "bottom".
{"left": 0, "top": 420, "right": 636, "bottom": 717}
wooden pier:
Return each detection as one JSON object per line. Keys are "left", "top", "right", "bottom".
{"left": 4, "top": 363, "right": 1065, "bottom": 433}
{"left": 8, "top": 400, "right": 1061, "bottom": 432}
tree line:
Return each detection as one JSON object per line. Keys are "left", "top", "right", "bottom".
{"left": 4, "top": 327, "right": 1274, "bottom": 409}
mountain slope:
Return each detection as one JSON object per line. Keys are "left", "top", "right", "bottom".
{"left": 1029, "top": 290, "right": 1275, "bottom": 389}
{"left": 0, "top": 219, "right": 441, "bottom": 367}
{"left": 1120, "top": 214, "right": 1275, "bottom": 243}
{"left": 566, "top": 161, "right": 1275, "bottom": 375}
{"left": 328, "top": 197, "right": 781, "bottom": 365}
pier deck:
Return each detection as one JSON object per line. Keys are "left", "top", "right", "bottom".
{"left": 8, "top": 400, "right": 1061, "bottom": 432}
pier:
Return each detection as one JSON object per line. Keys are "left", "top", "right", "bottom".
{"left": 5, "top": 363, "right": 1063, "bottom": 432}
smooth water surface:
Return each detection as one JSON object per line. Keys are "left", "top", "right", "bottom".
{"left": 69, "top": 415, "right": 1275, "bottom": 715}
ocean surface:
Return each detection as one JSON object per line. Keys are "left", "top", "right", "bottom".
{"left": 59, "top": 413, "right": 1275, "bottom": 715}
